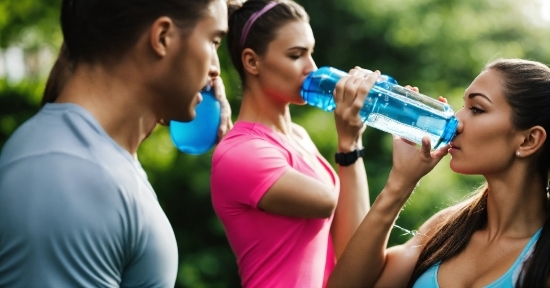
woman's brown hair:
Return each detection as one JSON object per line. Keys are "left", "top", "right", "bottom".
{"left": 408, "top": 59, "right": 550, "bottom": 287}
{"left": 227, "top": 0, "right": 309, "bottom": 86}
{"left": 41, "top": 43, "right": 71, "bottom": 106}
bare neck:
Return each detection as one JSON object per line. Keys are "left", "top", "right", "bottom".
{"left": 483, "top": 162, "right": 548, "bottom": 239}
{"left": 237, "top": 81, "right": 294, "bottom": 136}
{"left": 56, "top": 62, "right": 158, "bottom": 155}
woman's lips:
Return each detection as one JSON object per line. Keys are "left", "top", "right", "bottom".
{"left": 448, "top": 142, "right": 460, "bottom": 154}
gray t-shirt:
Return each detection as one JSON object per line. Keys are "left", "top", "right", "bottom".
{"left": 0, "top": 103, "right": 178, "bottom": 287}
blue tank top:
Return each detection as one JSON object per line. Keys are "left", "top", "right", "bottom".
{"left": 413, "top": 228, "right": 542, "bottom": 288}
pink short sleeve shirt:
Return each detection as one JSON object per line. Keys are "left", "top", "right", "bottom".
{"left": 211, "top": 122, "right": 339, "bottom": 288}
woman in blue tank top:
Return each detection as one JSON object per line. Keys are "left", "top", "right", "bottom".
{"left": 327, "top": 58, "right": 550, "bottom": 288}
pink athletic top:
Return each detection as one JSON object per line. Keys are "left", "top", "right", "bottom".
{"left": 211, "top": 121, "right": 339, "bottom": 288}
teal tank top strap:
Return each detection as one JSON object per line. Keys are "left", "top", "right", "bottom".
{"left": 412, "top": 261, "right": 441, "bottom": 288}
{"left": 412, "top": 228, "right": 542, "bottom": 288}
{"left": 485, "top": 227, "right": 542, "bottom": 288}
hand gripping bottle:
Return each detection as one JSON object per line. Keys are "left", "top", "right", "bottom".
{"left": 169, "top": 86, "right": 221, "bottom": 154}
{"left": 301, "top": 67, "right": 458, "bottom": 149}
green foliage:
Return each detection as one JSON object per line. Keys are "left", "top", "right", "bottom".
{"left": 0, "top": 79, "right": 43, "bottom": 148}
{"left": 295, "top": 0, "right": 550, "bottom": 248}
{"left": 0, "top": 0, "right": 62, "bottom": 49}
{"left": 1, "top": 0, "right": 550, "bottom": 286}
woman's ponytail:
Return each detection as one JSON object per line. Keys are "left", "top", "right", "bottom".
{"left": 41, "top": 43, "right": 72, "bottom": 106}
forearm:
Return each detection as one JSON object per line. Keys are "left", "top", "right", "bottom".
{"left": 327, "top": 182, "right": 415, "bottom": 288}
{"left": 331, "top": 158, "right": 370, "bottom": 259}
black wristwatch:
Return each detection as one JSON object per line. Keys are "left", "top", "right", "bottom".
{"left": 334, "top": 148, "right": 365, "bottom": 166}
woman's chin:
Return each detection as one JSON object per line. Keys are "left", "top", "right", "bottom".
{"left": 449, "top": 162, "right": 475, "bottom": 175}
{"left": 292, "top": 97, "right": 307, "bottom": 105}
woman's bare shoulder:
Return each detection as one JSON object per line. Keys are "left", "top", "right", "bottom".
{"left": 417, "top": 202, "right": 464, "bottom": 239}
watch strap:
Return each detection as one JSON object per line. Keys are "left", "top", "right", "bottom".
{"left": 334, "top": 148, "right": 365, "bottom": 166}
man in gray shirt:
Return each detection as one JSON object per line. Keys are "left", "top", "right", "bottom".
{"left": 0, "top": 0, "right": 231, "bottom": 286}
{"left": 0, "top": 103, "right": 178, "bottom": 286}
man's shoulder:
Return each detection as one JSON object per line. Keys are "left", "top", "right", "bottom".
{"left": 0, "top": 104, "right": 130, "bottom": 171}
{"left": 0, "top": 149, "right": 173, "bottom": 287}
{"left": 0, "top": 107, "right": 137, "bottom": 206}
{"left": 0, "top": 105, "right": 177, "bottom": 288}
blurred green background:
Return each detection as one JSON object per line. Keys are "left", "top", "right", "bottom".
{"left": 0, "top": 0, "right": 549, "bottom": 287}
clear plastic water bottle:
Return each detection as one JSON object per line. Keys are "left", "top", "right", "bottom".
{"left": 301, "top": 67, "right": 458, "bottom": 149}
{"left": 169, "top": 86, "right": 221, "bottom": 154}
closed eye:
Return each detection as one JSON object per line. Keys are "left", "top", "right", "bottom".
{"left": 213, "top": 40, "right": 221, "bottom": 49}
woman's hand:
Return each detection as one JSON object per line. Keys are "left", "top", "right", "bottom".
{"left": 385, "top": 86, "right": 450, "bottom": 194}
{"left": 333, "top": 67, "right": 379, "bottom": 151}
{"left": 405, "top": 85, "right": 449, "bottom": 104}
{"left": 212, "top": 76, "right": 234, "bottom": 142}
{"left": 386, "top": 135, "right": 449, "bottom": 198}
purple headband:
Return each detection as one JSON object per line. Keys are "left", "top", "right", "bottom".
{"left": 240, "top": 2, "right": 278, "bottom": 48}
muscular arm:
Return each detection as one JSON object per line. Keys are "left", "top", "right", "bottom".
{"left": 0, "top": 154, "right": 177, "bottom": 287}
{"left": 328, "top": 180, "right": 417, "bottom": 288}
{"left": 328, "top": 188, "right": 454, "bottom": 288}
{"left": 329, "top": 68, "right": 377, "bottom": 258}
{"left": 328, "top": 136, "right": 450, "bottom": 287}
{"left": 331, "top": 145, "right": 370, "bottom": 259}
{"left": 258, "top": 168, "right": 337, "bottom": 218}
{"left": 0, "top": 156, "right": 128, "bottom": 287}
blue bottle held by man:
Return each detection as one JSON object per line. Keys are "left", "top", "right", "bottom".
{"left": 170, "top": 86, "right": 221, "bottom": 155}
{"left": 301, "top": 67, "right": 458, "bottom": 149}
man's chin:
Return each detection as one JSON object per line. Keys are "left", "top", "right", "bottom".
{"left": 159, "top": 114, "right": 195, "bottom": 125}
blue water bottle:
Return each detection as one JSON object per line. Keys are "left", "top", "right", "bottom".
{"left": 301, "top": 67, "right": 458, "bottom": 148}
{"left": 169, "top": 86, "right": 221, "bottom": 154}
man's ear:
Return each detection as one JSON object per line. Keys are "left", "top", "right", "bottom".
{"left": 518, "top": 126, "right": 547, "bottom": 157}
{"left": 242, "top": 48, "right": 260, "bottom": 76}
{"left": 149, "top": 16, "right": 176, "bottom": 58}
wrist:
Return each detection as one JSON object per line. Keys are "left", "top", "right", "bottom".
{"left": 372, "top": 190, "right": 410, "bottom": 222}
{"left": 335, "top": 147, "right": 365, "bottom": 166}
{"left": 384, "top": 171, "right": 419, "bottom": 200}
{"left": 337, "top": 138, "right": 362, "bottom": 153}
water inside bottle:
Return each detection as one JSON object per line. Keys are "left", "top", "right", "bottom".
{"left": 301, "top": 70, "right": 338, "bottom": 111}
{"left": 300, "top": 67, "right": 458, "bottom": 149}
{"left": 362, "top": 87, "right": 457, "bottom": 148}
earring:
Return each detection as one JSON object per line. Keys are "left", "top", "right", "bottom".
{"left": 516, "top": 151, "right": 521, "bottom": 157}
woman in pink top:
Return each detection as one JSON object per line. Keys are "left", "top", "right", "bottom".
{"left": 211, "top": 0, "right": 378, "bottom": 287}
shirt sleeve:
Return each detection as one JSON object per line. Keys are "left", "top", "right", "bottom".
{"left": 211, "top": 137, "right": 291, "bottom": 208}
{"left": 0, "top": 154, "right": 132, "bottom": 287}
